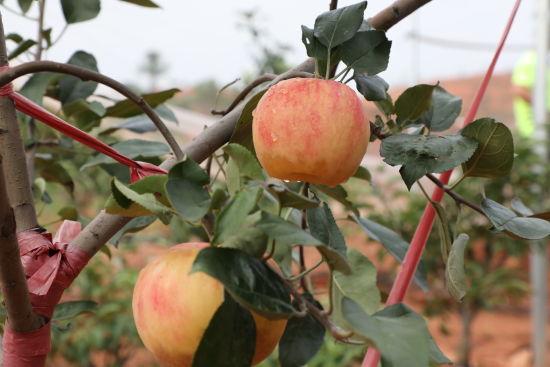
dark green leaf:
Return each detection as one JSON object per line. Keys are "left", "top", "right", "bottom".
{"left": 352, "top": 165, "right": 372, "bottom": 182}
{"left": 6, "top": 33, "right": 23, "bottom": 43}
{"left": 429, "top": 335, "right": 452, "bottom": 365}
{"left": 307, "top": 203, "right": 348, "bottom": 267}
{"left": 110, "top": 216, "right": 157, "bottom": 245}
{"left": 341, "top": 30, "right": 391, "bottom": 74}
{"left": 17, "top": 0, "right": 32, "bottom": 13}
{"left": 192, "top": 293, "right": 255, "bottom": 367}
{"left": 229, "top": 90, "right": 266, "bottom": 152}
{"left": 53, "top": 301, "right": 98, "bottom": 321}
{"left": 353, "top": 215, "right": 428, "bottom": 291}
{"left": 63, "top": 99, "right": 106, "bottom": 131}
{"left": 20, "top": 72, "right": 57, "bottom": 104}
{"left": 212, "top": 186, "right": 262, "bottom": 245}
{"left": 222, "top": 226, "right": 268, "bottom": 258}
{"left": 311, "top": 184, "right": 355, "bottom": 212}
{"left": 461, "top": 118, "right": 514, "bottom": 178}
{"left": 301, "top": 25, "right": 328, "bottom": 61}
{"left": 166, "top": 157, "right": 211, "bottom": 222}
{"left": 433, "top": 202, "right": 452, "bottom": 264}
{"left": 42, "top": 28, "right": 53, "bottom": 48}
{"left": 354, "top": 74, "right": 389, "bottom": 101}
{"left": 342, "top": 298, "right": 430, "bottom": 367}
{"left": 395, "top": 84, "right": 436, "bottom": 125}
{"left": 106, "top": 176, "right": 172, "bottom": 218}
{"left": 380, "top": 134, "right": 478, "bottom": 189}
{"left": 8, "top": 39, "right": 36, "bottom": 60}
{"left": 119, "top": 0, "right": 160, "bottom": 7}
{"left": 418, "top": 86, "right": 462, "bottom": 131}
{"left": 61, "top": 0, "right": 101, "bottom": 23}
{"left": 105, "top": 88, "right": 180, "bottom": 118}
{"left": 35, "top": 158, "right": 74, "bottom": 193}
{"left": 481, "top": 198, "right": 550, "bottom": 240}
{"left": 114, "top": 105, "right": 177, "bottom": 133}
{"left": 258, "top": 211, "right": 351, "bottom": 274}
{"left": 314, "top": 2, "right": 367, "bottom": 48}
{"left": 266, "top": 180, "right": 319, "bottom": 210}
{"left": 279, "top": 295, "right": 325, "bottom": 367}
{"left": 191, "top": 247, "right": 295, "bottom": 318}
{"left": 445, "top": 234, "right": 469, "bottom": 301}
{"left": 333, "top": 249, "right": 380, "bottom": 332}
{"left": 223, "top": 143, "right": 265, "bottom": 181}
{"left": 81, "top": 139, "right": 170, "bottom": 169}
{"left": 57, "top": 51, "right": 99, "bottom": 104}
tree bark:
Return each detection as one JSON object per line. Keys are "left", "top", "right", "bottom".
{"left": 457, "top": 302, "right": 477, "bottom": 367}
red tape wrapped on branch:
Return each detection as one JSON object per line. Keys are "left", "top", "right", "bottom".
{"left": 2, "top": 221, "right": 89, "bottom": 367}
{"left": 0, "top": 68, "right": 167, "bottom": 183}
{"left": 362, "top": 1, "right": 522, "bottom": 366}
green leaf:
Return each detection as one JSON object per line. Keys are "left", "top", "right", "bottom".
{"left": 110, "top": 216, "right": 156, "bottom": 245}
{"left": 61, "top": 0, "right": 101, "bottom": 24}
{"left": 354, "top": 74, "right": 389, "bottom": 101}
{"left": 418, "top": 86, "right": 462, "bottom": 131}
{"left": 279, "top": 295, "right": 325, "bottom": 367}
{"left": 105, "top": 88, "right": 180, "bottom": 118}
{"left": 229, "top": 90, "right": 266, "bottom": 152}
{"left": 429, "top": 335, "right": 453, "bottom": 365}
{"left": 445, "top": 234, "right": 469, "bottom": 301}
{"left": 301, "top": 25, "right": 328, "bottom": 61}
{"left": 119, "top": 0, "right": 160, "bottom": 7}
{"left": 352, "top": 165, "right": 372, "bottom": 182}
{"left": 57, "top": 206, "right": 78, "bottom": 221}
{"left": 307, "top": 203, "right": 349, "bottom": 271}
{"left": 191, "top": 247, "right": 295, "bottom": 318}
{"left": 481, "top": 198, "right": 550, "bottom": 240}
{"left": 223, "top": 143, "right": 265, "bottom": 181}
{"left": 395, "top": 84, "right": 436, "bottom": 125}
{"left": 113, "top": 105, "right": 177, "bottom": 133}
{"left": 63, "top": 99, "right": 106, "bottom": 131}
{"left": 433, "top": 202, "right": 452, "bottom": 264}
{"left": 192, "top": 293, "right": 255, "bottom": 367}
{"left": 53, "top": 301, "right": 98, "bottom": 321}
{"left": 353, "top": 216, "right": 428, "bottom": 291}
{"left": 314, "top": 1, "right": 367, "bottom": 49}
{"left": 461, "top": 118, "right": 514, "bottom": 178}
{"left": 511, "top": 198, "right": 534, "bottom": 216}
{"left": 6, "top": 33, "right": 24, "bottom": 43}
{"left": 212, "top": 186, "right": 262, "bottom": 245}
{"left": 380, "top": 134, "right": 478, "bottom": 189}
{"left": 81, "top": 139, "right": 170, "bottom": 170}
{"left": 19, "top": 72, "right": 57, "bottom": 104}
{"left": 42, "top": 28, "right": 53, "bottom": 48}
{"left": 266, "top": 180, "right": 319, "bottom": 210}
{"left": 333, "top": 250, "right": 380, "bottom": 333}
{"left": 17, "top": 0, "right": 32, "bottom": 13}
{"left": 257, "top": 211, "right": 351, "bottom": 274}
{"left": 35, "top": 158, "right": 74, "bottom": 193}
{"left": 341, "top": 299, "right": 430, "bottom": 367}
{"left": 222, "top": 226, "right": 268, "bottom": 258}
{"left": 166, "top": 157, "right": 211, "bottom": 222}
{"left": 106, "top": 176, "right": 172, "bottom": 218}
{"left": 8, "top": 39, "right": 36, "bottom": 60}
{"left": 58, "top": 51, "right": 99, "bottom": 104}
{"left": 341, "top": 30, "right": 391, "bottom": 75}
{"left": 311, "top": 184, "right": 355, "bottom": 212}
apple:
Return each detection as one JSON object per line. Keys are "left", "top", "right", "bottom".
{"left": 132, "top": 243, "right": 287, "bottom": 367}
{"left": 252, "top": 78, "right": 370, "bottom": 187}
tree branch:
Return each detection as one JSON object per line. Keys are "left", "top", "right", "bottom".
{"left": 0, "top": 157, "right": 44, "bottom": 332}
{"left": 329, "top": 0, "right": 338, "bottom": 10}
{"left": 369, "top": 0, "right": 431, "bottom": 31}
{"left": 425, "top": 173, "right": 484, "bottom": 214}
{"left": 211, "top": 73, "right": 276, "bottom": 116}
{"left": 0, "top": 61, "right": 184, "bottom": 160}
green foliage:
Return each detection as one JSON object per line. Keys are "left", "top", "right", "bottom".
{"left": 445, "top": 234, "right": 469, "bottom": 301}
{"left": 394, "top": 84, "right": 435, "bottom": 125}
{"left": 354, "top": 74, "right": 389, "bottom": 101}
{"left": 61, "top": 0, "right": 101, "bottom": 24}
{"left": 192, "top": 293, "right": 256, "bottom": 367}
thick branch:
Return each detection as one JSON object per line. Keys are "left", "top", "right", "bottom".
{"left": 0, "top": 15, "right": 38, "bottom": 232}
{"left": 369, "top": 0, "right": 431, "bottom": 31}
{"left": 0, "top": 157, "right": 44, "bottom": 332}
{"left": 211, "top": 73, "right": 276, "bottom": 116}
{"left": 329, "top": 0, "right": 338, "bottom": 10}
{"left": 0, "top": 61, "right": 184, "bottom": 160}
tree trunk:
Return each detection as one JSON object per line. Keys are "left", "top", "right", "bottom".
{"left": 457, "top": 303, "right": 477, "bottom": 367}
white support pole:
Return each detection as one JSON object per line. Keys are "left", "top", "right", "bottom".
{"left": 531, "top": 1, "right": 549, "bottom": 367}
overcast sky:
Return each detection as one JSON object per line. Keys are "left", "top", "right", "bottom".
{"left": 2, "top": 0, "right": 538, "bottom": 90}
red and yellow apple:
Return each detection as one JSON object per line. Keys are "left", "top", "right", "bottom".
{"left": 252, "top": 78, "right": 370, "bottom": 187}
{"left": 132, "top": 243, "right": 287, "bottom": 367}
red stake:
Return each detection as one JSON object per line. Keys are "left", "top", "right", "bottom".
{"left": 362, "top": 0, "right": 522, "bottom": 366}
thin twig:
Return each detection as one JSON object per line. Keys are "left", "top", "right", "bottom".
{"left": 287, "top": 259, "right": 324, "bottom": 281}
{"left": 34, "top": 0, "right": 46, "bottom": 61}
{"left": 425, "top": 173, "right": 484, "bottom": 214}
{"left": 0, "top": 61, "right": 184, "bottom": 160}
{"left": 211, "top": 73, "right": 275, "bottom": 116}
{"left": 0, "top": 4, "right": 38, "bottom": 20}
